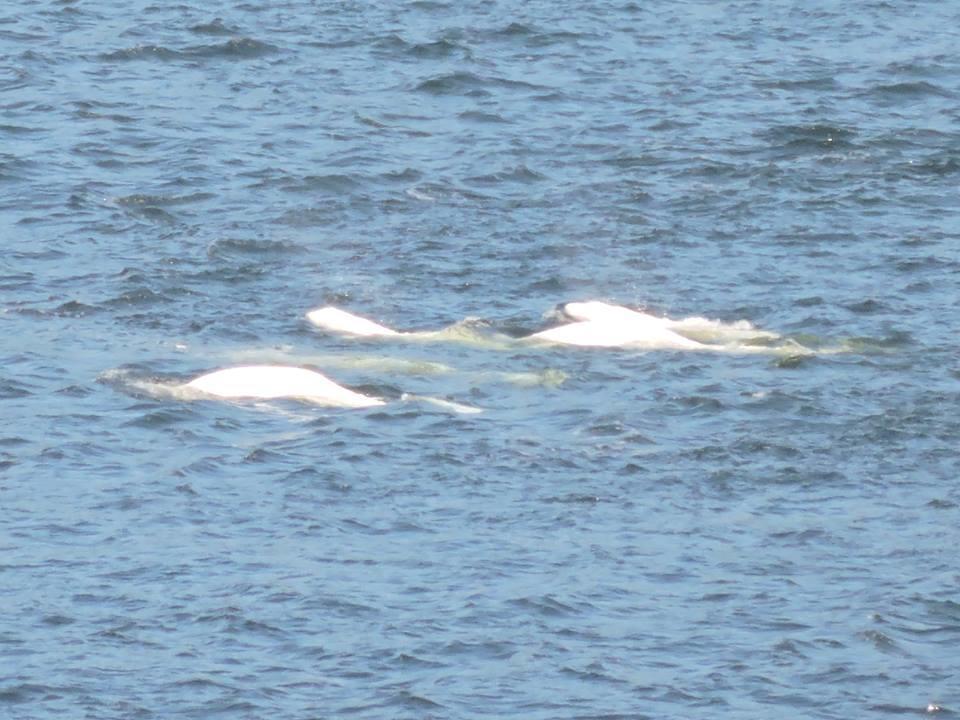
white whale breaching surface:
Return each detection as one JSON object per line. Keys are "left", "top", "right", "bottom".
{"left": 306, "top": 300, "right": 799, "bottom": 353}
{"left": 184, "top": 365, "right": 386, "bottom": 408}
{"left": 102, "top": 365, "right": 484, "bottom": 414}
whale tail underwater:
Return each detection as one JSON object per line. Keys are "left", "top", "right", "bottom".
{"left": 306, "top": 301, "right": 798, "bottom": 353}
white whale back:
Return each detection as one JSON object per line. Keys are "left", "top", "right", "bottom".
{"left": 533, "top": 301, "right": 703, "bottom": 349}
{"left": 530, "top": 319, "right": 705, "bottom": 349}
{"left": 560, "top": 301, "right": 660, "bottom": 325}
{"left": 185, "top": 366, "right": 385, "bottom": 407}
{"left": 306, "top": 307, "right": 400, "bottom": 337}
{"left": 304, "top": 302, "right": 793, "bottom": 353}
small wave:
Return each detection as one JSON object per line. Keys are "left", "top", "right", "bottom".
{"left": 867, "top": 80, "right": 953, "bottom": 100}
{"left": 761, "top": 123, "right": 858, "bottom": 154}
{"left": 280, "top": 173, "right": 364, "bottom": 194}
{"left": 110, "top": 193, "right": 183, "bottom": 222}
{"left": 859, "top": 629, "right": 909, "bottom": 656}
{"left": 458, "top": 110, "right": 509, "bottom": 124}
{"left": 494, "top": 22, "right": 533, "bottom": 37}
{"left": 122, "top": 409, "right": 190, "bottom": 428}
{"left": 415, "top": 71, "right": 487, "bottom": 95}
{"left": 105, "top": 288, "right": 171, "bottom": 307}
{"left": 207, "top": 238, "right": 305, "bottom": 259}
{"left": 484, "top": 22, "right": 588, "bottom": 47}
{"left": 0, "top": 683, "right": 58, "bottom": 704}
{"left": 407, "top": 0, "right": 450, "bottom": 9}
{"left": 466, "top": 164, "right": 546, "bottom": 185}
{"left": 189, "top": 19, "right": 240, "bottom": 36}
{"left": 509, "top": 594, "right": 580, "bottom": 617}
{"left": 0, "top": 378, "right": 34, "bottom": 399}
{"left": 99, "top": 44, "right": 183, "bottom": 62}
{"left": 0, "top": 272, "right": 33, "bottom": 291}
{"left": 185, "top": 37, "right": 279, "bottom": 59}
{"left": 844, "top": 298, "right": 886, "bottom": 314}
{"left": 409, "top": 38, "right": 464, "bottom": 59}
{"left": 415, "top": 71, "right": 543, "bottom": 95}
{"left": 901, "top": 155, "right": 960, "bottom": 176}
{"left": 52, "top": 300, "right": 99, "bottom": 317}
{"left": 386, "top": 690, "right": 445, "bottom": 711}
{"left": 0, "top": 124, "right": 44, "bottom": 135}
{"left": 115, "top": 192, "right": 214, "bottom": 207}
{"left": 379, "top": 167, "right": 422, "bottom": 183}
{"left": 355, "top": 113, "right": 387, "bottom": 128}
{"left": 0, "top": 66, "right": 30, "bottom": 92}
{"left": 370, "top": 33, "right": 407, "bottom": 53}
{"left": 601, "top": 152, "right": 664, "bottom": 168}
{"left": 756, "top": 76, "right": 838, "bottom": 91}
{"left": 774, "top": 353, "right": 817, "bottom": 369}
{"left": 101, "top": 37, "right": 277, "bottom": 63}
{"left": 527, "top": 30, "right": 588, "bottom": 48}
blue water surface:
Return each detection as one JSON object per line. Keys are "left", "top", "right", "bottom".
{"left": 3, "top": 1, "right": 960, "bottom": 717}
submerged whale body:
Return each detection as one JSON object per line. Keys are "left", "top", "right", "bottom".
{"left": 305, "top": 300, "right": 772, "bottom": 351}
{"left": 185, "top": 365, "right": 385, "bottom": 408}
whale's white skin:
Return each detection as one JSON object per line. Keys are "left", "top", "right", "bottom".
{"left": 528, "top": 318, "right": 706, "bottom": 349}
{"left": 557, "top": 300, "right": 660, "bottom": 324}
{"left": 306, "top": 302, "right": 753, "bottom": 350}
{"left": 185, "top": 365, "right": 385, "bottom": 408}
{"left": 306, "top": 306, "right": 400, "bottom": 338}
{"left": 531, "top": 301, "right": 707, "bottom": 349}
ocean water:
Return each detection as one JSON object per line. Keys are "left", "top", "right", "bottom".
{"left": 3, "top": 1, "right": 960, "bottom": 717}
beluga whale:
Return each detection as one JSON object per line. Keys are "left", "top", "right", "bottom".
{"left": 527, "top": 301, "right": 707, "bottom": 350}
{"left": 306, "top": 300, "right": 793, "bottom": 354}
{"left": 177, "top": 365, "right": 482, "bottom": 414}
{"left": 184, "top": 365, "right": 385, "bottom": 408}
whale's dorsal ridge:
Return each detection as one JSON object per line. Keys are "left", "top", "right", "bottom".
{"left": 185, "top": 365, "right": 385, "bottom": 407}
{"left": 306, "top": 306, "right": 400, "bottom": 337}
